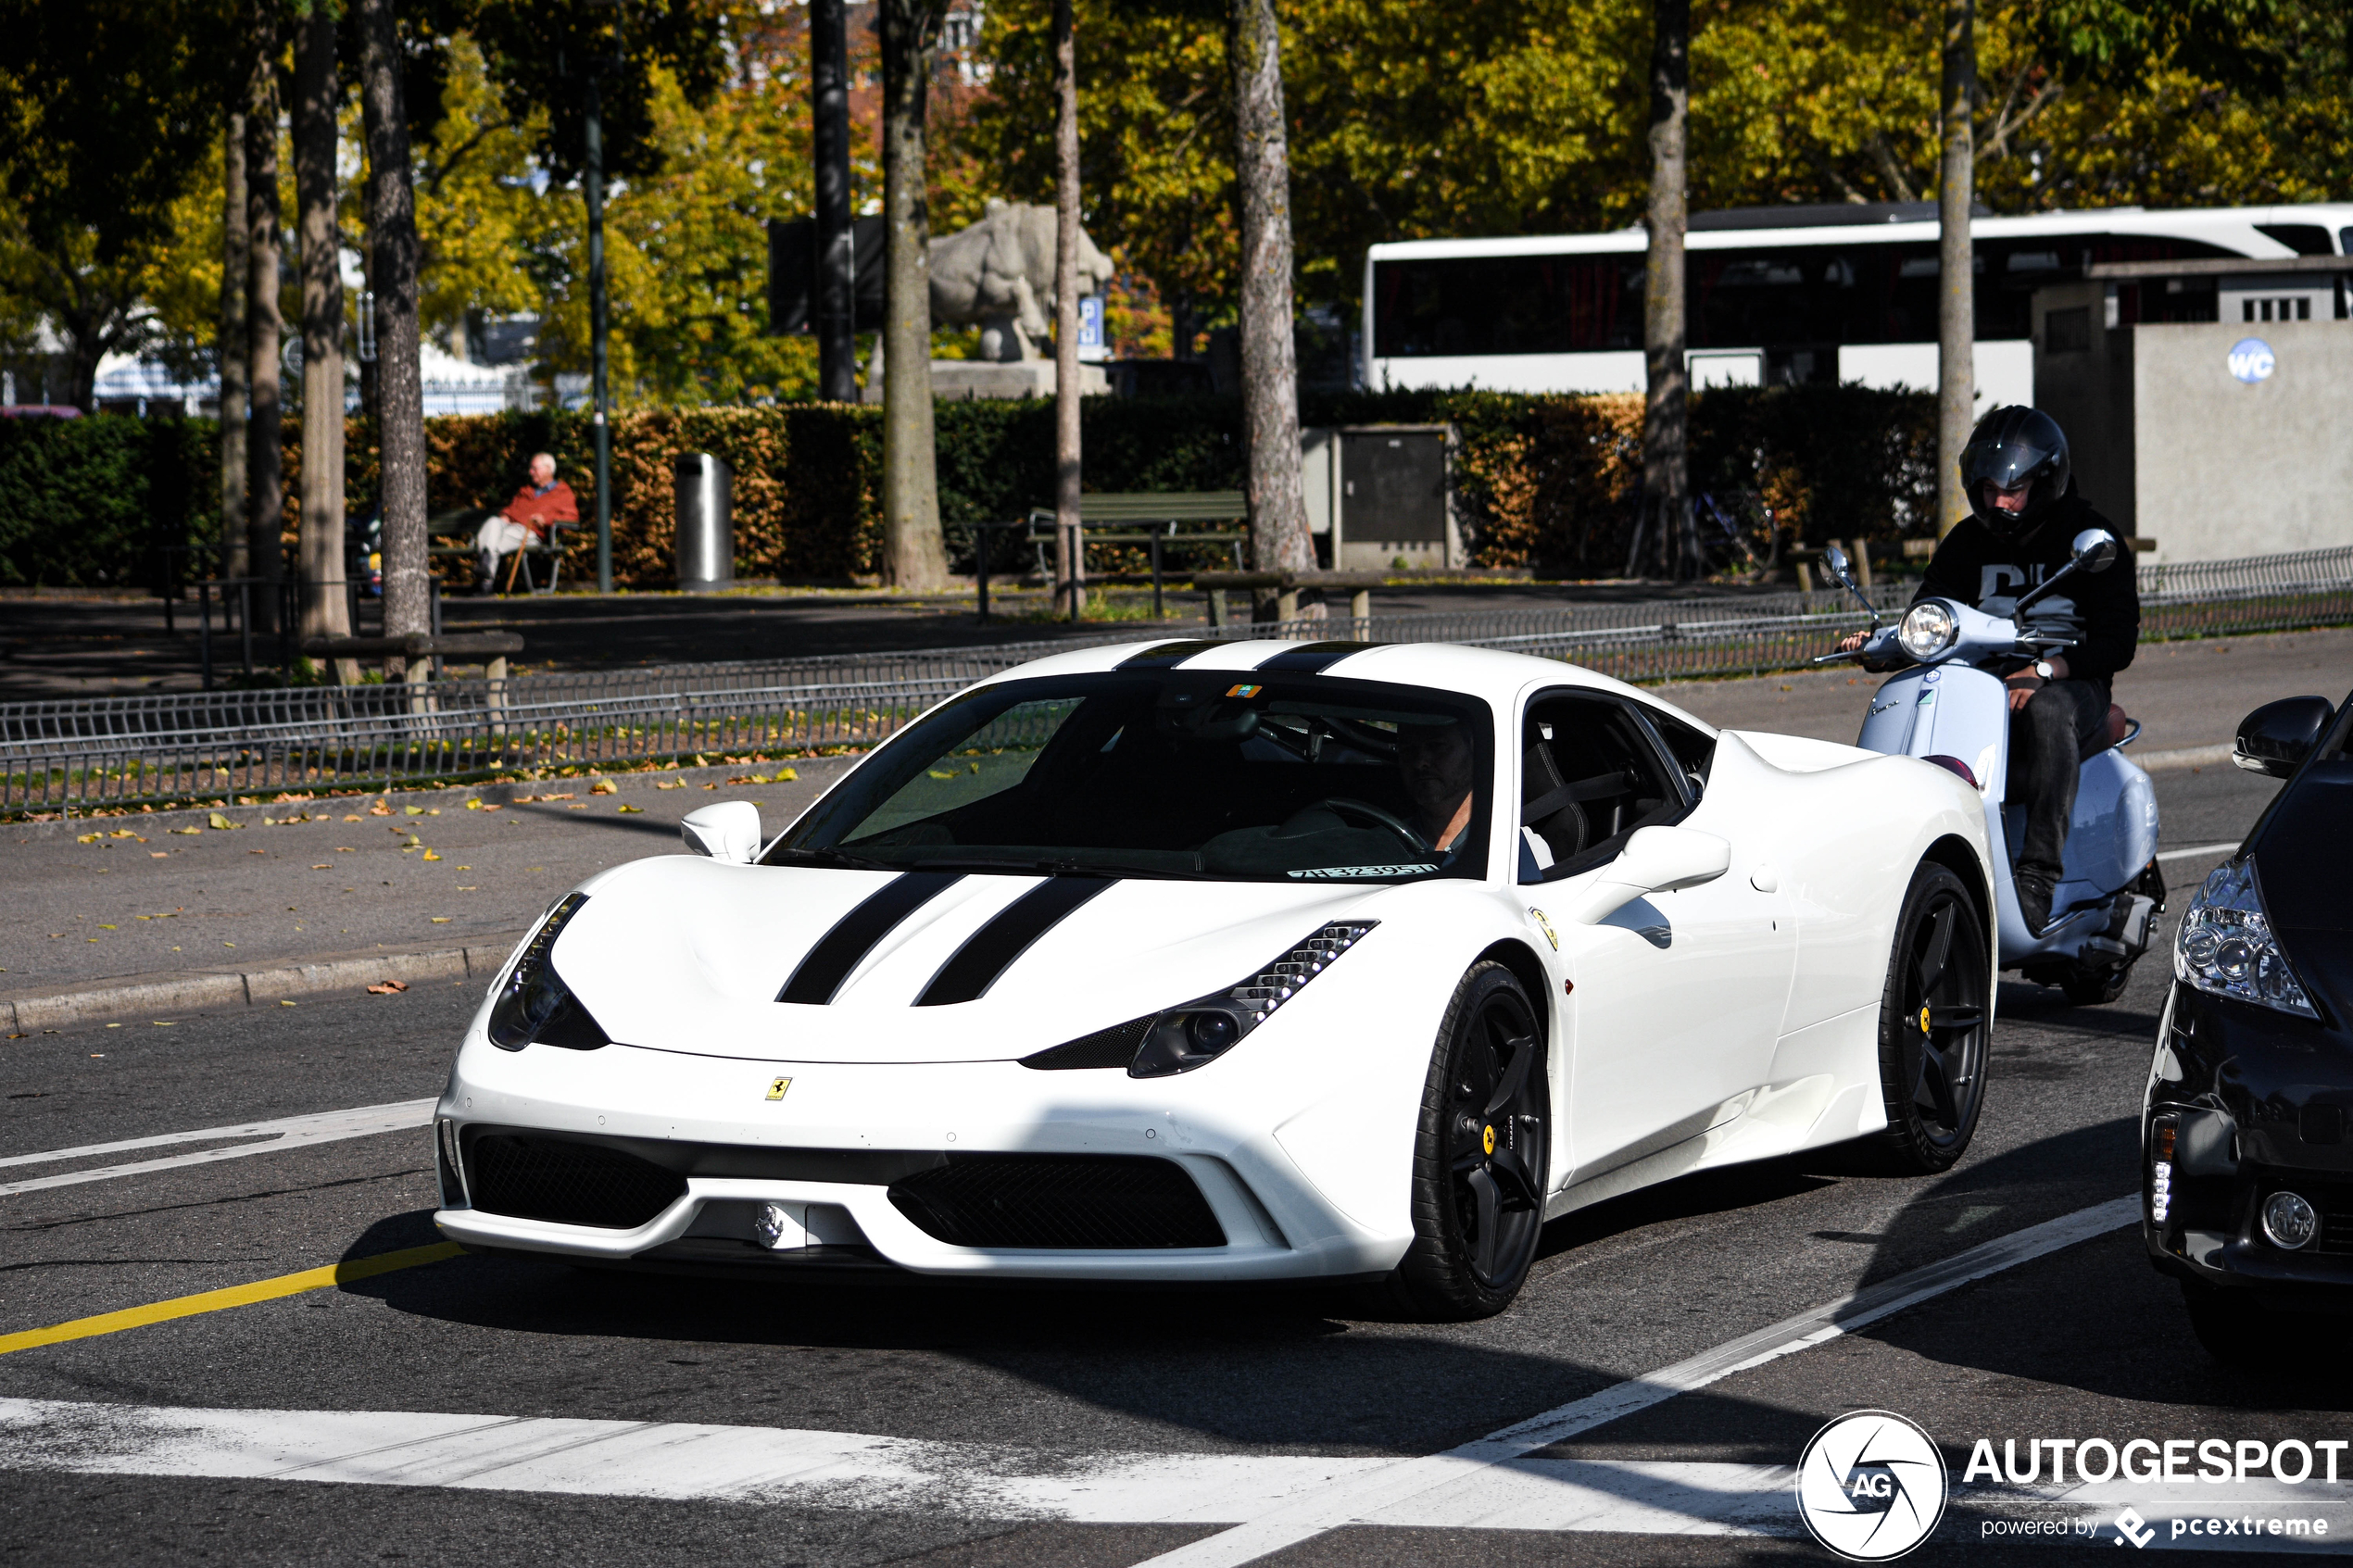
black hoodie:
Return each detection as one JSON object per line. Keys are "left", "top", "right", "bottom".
{"left": 1913, "top": 488, "right": 2140, "bottom": 696}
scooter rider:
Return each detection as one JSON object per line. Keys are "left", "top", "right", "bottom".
{"left": 1840, "top": 407, "right": 2140, "bottom": 935}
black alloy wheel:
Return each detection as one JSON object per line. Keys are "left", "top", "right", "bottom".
{"left": 1391, "top": 961, "right": 1551, "bottom": 1321}
{"left": 1868, "top": 864, "right": 1992, "bottom": 1174}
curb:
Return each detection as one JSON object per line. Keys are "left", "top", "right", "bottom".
{"left": 2, "top": 937, "right": 522, "bottom": 1034}
{"left": 2133, "top": 744, "right": 2235, "bottom": 773}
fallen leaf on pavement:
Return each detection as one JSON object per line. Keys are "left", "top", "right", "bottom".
{"left": 313, "top": 863, "right": 332, "bottom": 869}
{"left": 366, "top": 980, "right": 409, "bottom": 995}
{"left": 368, "top": 802, "right": 391, "bottom": 816}
{"left": 404, "top": 806, "right": 426, "bottom": 816}
{"left": 150, "top": 851, "right": 169, "bottom": 858}
{"left": 465, "top": 799, "right": 483, "bottom": 809}
{"left": 207, "top": 812, "right": 239, "bottom": 830}
{"left": 589, "top": 780, "right": 618, "bottom": 795}
{"left": 422, "top": 849, "right": 443, "bottom": 861}
{"left": 616, "top": 804, "right": 644, "bottom": 813}
{"left": 431, "top": 917, "right": 452, "bottom": 923}
{"left": 344, "top": 814, "right": 363, "bottom": 822}
{"left": 170, "top": 827, "right": 200, "bottom": 835}
{"left": 76, "top": 833, "right": 99, "bottom": 843}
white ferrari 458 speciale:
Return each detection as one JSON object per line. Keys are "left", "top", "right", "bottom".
{"left": 433, "top": 637, "right": 1994, "bottom": 1319}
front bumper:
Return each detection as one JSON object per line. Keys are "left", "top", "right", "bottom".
{"left": 2144, "top": 982, "right": 2353, "bottom": 1304}
{"left": 430, "top": 1032, "right": 1416, "bottom": 1283}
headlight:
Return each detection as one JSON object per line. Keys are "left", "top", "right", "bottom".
{"left": 1021, "top": 922, "right": 1377, "bottom": 1077}
{"left": 487, "top": 894, "right": 612, "bottom": 1049}
{"left": 2174, "top": 858, "right": 2317, "bottom": 1020}
{"left": 1897, "top": 600, "right": 1958, "bottom": 661}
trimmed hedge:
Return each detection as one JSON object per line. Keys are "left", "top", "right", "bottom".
{"left": 0, "top": 385, "right": 1939, "bottom": 588}
{"left": 0, "top": 415, "right": 220, "bottom": 587}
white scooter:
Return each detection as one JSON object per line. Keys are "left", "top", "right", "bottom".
{"left": 1818, "top": 532, "right": 2164, "bottom": 1004}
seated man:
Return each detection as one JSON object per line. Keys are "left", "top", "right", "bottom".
{"left": 473, "top": 453, "right": 578, "bottom": 593}
{"left": 1397, "top": 720, "right": 1478, "bottom": 853}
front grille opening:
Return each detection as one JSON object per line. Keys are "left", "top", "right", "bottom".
{"left": 468, "top": 1134, "right": 687, "bottom": 1230}
{"left": 888, "top": 1153, "right": 1226, "bottom": 1249}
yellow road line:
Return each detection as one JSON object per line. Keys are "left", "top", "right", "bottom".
{"left": 0, "top": 1241, "right": 462, "bottom": 1356}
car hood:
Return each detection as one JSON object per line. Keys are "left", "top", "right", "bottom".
{"left": 540, "top": 856, "right": 1390, "bottom": 1063}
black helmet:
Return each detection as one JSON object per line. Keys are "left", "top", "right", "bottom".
{"left": 1960, "top": 406, "right": 2071, "bottom": 534}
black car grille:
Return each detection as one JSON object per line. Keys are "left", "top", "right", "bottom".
{"left": 468, "top": 1134, "right": 688, "bottom": 1229}
{"left": 887, "top": 1154, "right": 1226, "bottom": 1249}
{"left": 2318, "top": 1202, "right": 2353, "bottom": 1256}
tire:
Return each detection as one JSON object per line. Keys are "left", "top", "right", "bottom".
{"left": 1865, "top": 864, "right": 1992, "bottom": 1174}
{"left": 2059, "top": 960, "right": 2133, "bottom": 1006}
{"left": 1389, "top": 962, "right": 1551, "bottom": 1322}
{"left": 2181, "top": 1280, "right": 2268, "bottom": 1367}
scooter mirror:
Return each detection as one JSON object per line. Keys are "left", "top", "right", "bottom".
{"left": 1821, "top": 546, "right": 1854, "bottom": 586}
{"left": 2070, "top": 529, "right": 2120, "bottom": 574}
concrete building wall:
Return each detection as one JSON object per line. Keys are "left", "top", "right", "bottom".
{"left": 2134, "top": 321, "right": 2353, "bottom": 563}
{"left": 2034, "top": 292, "right": 2353, "bottom": 562}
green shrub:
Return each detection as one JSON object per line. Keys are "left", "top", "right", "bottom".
{"left": 0, "top": 385, "right": 1939, "bottom": 588}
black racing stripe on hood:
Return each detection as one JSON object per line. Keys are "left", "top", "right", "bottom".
{"left": 1254, "top": 640, "right": 1383, "bottom": 674}
{"left": 777, "top": 872, "right": 965, "bottom": 1005}
{"left": 914, "top": 877, "right": 1116, "bottom": 1006}
{"left": 1115, "top": 640, "right": 1224, "bottom": 669}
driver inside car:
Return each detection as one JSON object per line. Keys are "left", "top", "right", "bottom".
{"left": 1397, "top": 720, "right": 1477, "bottom": 852}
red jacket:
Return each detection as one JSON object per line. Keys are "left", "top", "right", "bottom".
{"left": 501, "top": 480, "right": 579, "bottom": 539}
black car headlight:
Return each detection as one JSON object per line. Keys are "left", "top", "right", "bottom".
{"left": 2174, "top": 858, "right": 2317, "bottom": 1020}
{"left": 1023, "top": 922, "right": 1376, "bottom": 1078}
{"left": 487, "top": 894, "right": 612, "bottom": 1050}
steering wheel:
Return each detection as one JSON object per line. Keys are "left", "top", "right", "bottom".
{"left": 1294, "top": 797, "right": 1430, "bottom": 856}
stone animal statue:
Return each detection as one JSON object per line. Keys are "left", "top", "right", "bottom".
{"left": 929, "top": 199, "right": 1116, "bottom": 361}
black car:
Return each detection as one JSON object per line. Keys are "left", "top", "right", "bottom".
{"left": 2144, "top": 687, "right": 2353, "bottom": 1360}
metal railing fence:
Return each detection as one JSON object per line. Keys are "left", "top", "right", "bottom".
{"left": 6, "top": 544, "right": 2349, "bottom": 814}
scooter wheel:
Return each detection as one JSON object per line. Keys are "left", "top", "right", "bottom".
{"left": 2059, "top": 961, "right": 2133, "bottom": 1006}
{"left": 1864, "top": 863, "right": 1992, "bottom": 1174}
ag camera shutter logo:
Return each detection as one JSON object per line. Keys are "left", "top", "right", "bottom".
{"left": 2228, "top": 337, "right": 2276, "bottom": 384}
{"left": 1795, "top": 1410, "right": 1949, "bottom": 1561}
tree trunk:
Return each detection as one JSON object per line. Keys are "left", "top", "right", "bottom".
{"left": 245, "top": 11, "right": 284, "bottom": 637}
{"left": 220, "top": 109, "right": 250, "bottom": 582}
{"left": 1228, "top": 0, "right": 1313, "bottom": 610}
{"left": 877, "top": 0, "right": 949, "bottom": 591}
{"left": 811, "top": 0, "right": 857, "bottom": 403}
{"left": 1638, "top": 0, "right": 1691, "bottom": 582}
{"left": 359, "top": 0, "right": 430, "bottom": 654}
{"left": 1051, "top": 0, "right": 1084, "bottom": 620}
{"left": 1935, "top": 0, "right": 1977, "bottom": 537}
{"left": 294, "top": 2, "right": 354, "bottom": 676}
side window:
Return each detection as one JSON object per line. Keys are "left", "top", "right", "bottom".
{"left": 1520, "top": 692, "right": 1682, "bottom": 878}
{"left": 1644, "top": 709, "right": 1716, "bottom": 798}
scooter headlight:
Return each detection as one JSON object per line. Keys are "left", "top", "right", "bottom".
{"left": 1897, "top": 600, "right": 1958, "bottom": 661}
{"left": 2175, "top": 857, "right": 2317, "bottom": 1020}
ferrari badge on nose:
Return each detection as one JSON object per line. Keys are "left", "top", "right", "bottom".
{"left": 765, "top": 1076, "right": 793, "bottom": 1101}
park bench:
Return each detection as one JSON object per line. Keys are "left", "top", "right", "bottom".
{"left": 975, "top": 491, "right": 1252, "bottom": 619}
{"left": 302, "top": 631, "right": 525, "bottom": 685}
{"left": 1191, "top": 570, "right": 1390, "bottom": 628}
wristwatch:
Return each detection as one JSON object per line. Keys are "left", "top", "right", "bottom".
{"left": 2032, "top": 659, "right": 2057, "bottom": 681}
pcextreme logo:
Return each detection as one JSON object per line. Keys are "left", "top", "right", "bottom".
{"left": 1794, "top": 1410, "right": 1949, "bottom": 1561}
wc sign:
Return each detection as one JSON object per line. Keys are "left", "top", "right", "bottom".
{"left": 2228, "top": 337, "right": 2276, "bottom": 383}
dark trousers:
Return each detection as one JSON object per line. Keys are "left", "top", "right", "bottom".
{"left": 2007, "top": 678, "right": 2110, "bottom": 881}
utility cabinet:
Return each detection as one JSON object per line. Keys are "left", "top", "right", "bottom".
{"left": 1300, "top": 424, "right": 1460, "bottom": 571}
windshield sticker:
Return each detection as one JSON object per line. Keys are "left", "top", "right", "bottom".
{"left": 1226, "top": 684, "right": 1263, "bottom": 698}
{"left": 1290, "top": 863, "right": 1441, "bottom": 880}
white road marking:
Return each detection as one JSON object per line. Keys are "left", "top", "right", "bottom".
{"left": 2157, "top": 841, "right": 2242, "bottom": 864}
{"left": 1129, "top": 1196, "right": 2141, "bottom": 1567}
{"left": 0, "top": 1100, "right": 435, "bottom": 1197}
{"left": 0, "top": 1396, "right": 1794, "bottom": 1533}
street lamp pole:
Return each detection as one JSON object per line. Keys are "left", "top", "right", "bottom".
{"left": 811, "top": 0, "right": 855, "bottom": 402}
{"left": 585, "top": 71, "right": 612, "bottom": 595}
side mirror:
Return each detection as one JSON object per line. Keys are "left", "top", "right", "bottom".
{"left": 1822, "top": 545, "right": 1854, "bottom": 587}
{"left": 1569, "top": 825, "right": 1731, "bottom": 925}
{"left": 2233, "top": 696, "right": 2335, "bottom": 780}
{"left": 681, "top": 800, "right": 762, "bottom": 863}
{"left": 2070, "top": 529, "right": 2120, "bottom": 574}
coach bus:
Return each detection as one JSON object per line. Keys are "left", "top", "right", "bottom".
{"left": 1360, "top": 202, "right": 2353, "bottom": 408}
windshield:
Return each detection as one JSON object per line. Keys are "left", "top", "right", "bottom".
{"left": 769, "top": 671, "right": 1493, "bottom": 883}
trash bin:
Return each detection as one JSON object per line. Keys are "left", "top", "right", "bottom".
{"left": 673, "top": 453, "right": 733, "bottom": 593}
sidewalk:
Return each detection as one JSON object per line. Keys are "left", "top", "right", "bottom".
{"left": 6, "top": 623, "right": 2343, "bottom": 1028}
{"left": 1, "top": 757, "right": 852, "bottom": 1018}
